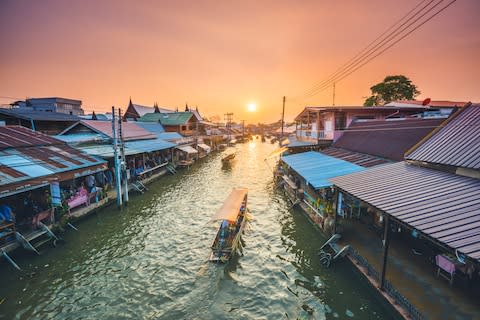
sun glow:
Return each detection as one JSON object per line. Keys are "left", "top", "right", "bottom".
{"left": 247, "top": 103, "right": 257, "bottom": 112}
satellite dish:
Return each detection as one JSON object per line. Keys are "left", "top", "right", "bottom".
{"left": 422, "top": 98, "right": 431, "bottom": 106}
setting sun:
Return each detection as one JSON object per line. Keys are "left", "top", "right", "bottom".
{"left": 247, "top": 103, "right": 257, "bottom": 112}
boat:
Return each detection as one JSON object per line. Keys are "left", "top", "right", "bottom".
{"left": 221, "top": 149, "right": 236, "bottom": 164}
{"left": 177, "top": 159, "right": 194, "bottom": 168}
{"left": 210, "top": 188, "right": 249, "bottom": 263}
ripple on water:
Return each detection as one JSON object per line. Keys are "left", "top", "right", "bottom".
{"left": 1, "top": 141, "right": 392, "bottom": 320}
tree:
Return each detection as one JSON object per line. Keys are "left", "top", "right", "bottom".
{"left": 364, "top": 75, "right": 420, "bottom": 106}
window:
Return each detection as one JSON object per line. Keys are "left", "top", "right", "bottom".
{"left": 335, "top": 112, "right": 346, "bottom": 130}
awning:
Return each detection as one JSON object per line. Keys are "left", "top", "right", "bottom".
{"left": 330, "top": 162, "right": 480, "bottom": 260}
{"left": 286, "top": 136, "right": 317, "bottom": 147}
{"left": 281, "top": 151, "right": 365, "bottom": 189}
{"left": 126, "top": 138, "right": 176, "bottom": 153}
{"left": 197, "top": 143, "right": 211, "bottom": 153}
{"left": 266, "top": 147, "right": 288, "bottom": 159}
{"left": 211, "top": 188, "right": 248, "bottom": 222}
{"left": 176, "top": 145, "right": 198, "bottom": 154}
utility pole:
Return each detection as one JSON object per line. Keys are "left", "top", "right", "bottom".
{"left": 111, "top": 106, "right": 122, "bottom": 208}
{"left": 333, "top": 82, "right": 336, "bottom": 107}
{"left": 281, "top": 96, "right": 286, "bottom": 139}
{"left": 224, "top": 113, "right": 233, "bottom": 141}
{"left": 241, "top": 120, "right": 245, "bottom": 140}
{"left": 118, "top": 108, "right": 128, "bottom": 205}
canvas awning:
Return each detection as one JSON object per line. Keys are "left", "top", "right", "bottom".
{"left": 197, "top": 143, "right": 211, "bottom": 153}
{"left": 266, "top": 147, "right": 288, "bottom": 159}
{"left": 211, "top": 188, "right": 248, "bottom": 222}
{"left": 176, "top": 145, "right": 198, "bottom": 154}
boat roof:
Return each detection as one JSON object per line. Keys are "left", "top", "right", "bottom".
{"left": 211, "top": 188, "right": 248, "bottom": 222}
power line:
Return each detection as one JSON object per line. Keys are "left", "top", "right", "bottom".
{"left": 297, "top": 0, "right": 437, "bottom": 99}
{"left": 303, "top": 0, "right": 457, "bottom": 99}
{"left": 292, "top": 0, "right": 457, "bottom": 103}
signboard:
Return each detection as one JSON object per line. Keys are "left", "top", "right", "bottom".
{"left": 50, "top": 182, "right": 62, "bottom": 206}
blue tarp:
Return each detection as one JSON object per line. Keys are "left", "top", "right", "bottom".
{"left": 281, "top": 151, "right": 365, "bottom": 189}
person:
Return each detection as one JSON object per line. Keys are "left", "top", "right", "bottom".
{"left": 0, "top": 204, "right": 14, "bottom": 224}
{"left": 85, "top": 175, "right": 96, "bottom": 192}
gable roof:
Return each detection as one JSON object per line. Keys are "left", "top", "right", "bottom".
{"left": 0, "top": 108, "right": 81, "bottom": 121}
{"left": 0, "top": 126, "right": 106, "bottom": 197}
{"left": 333, "top": 118, "right": 445, "bottom": 161}
{"left": 139, "top": 112, "right": 193, "bottom": 126}
{"left": 406, "top": 103, "right": 480, "bottom": 169}
{"left": 0, "top": 126, "right": 62, "bottom": 150}
{"left": 61, "top": 120, "right": 156, "bottom": 141}
{"left": 134, "top": 122, "right": 166, "bottom": 135}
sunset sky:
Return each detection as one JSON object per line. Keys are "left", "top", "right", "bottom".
{"left": 0, "top": 0, "right": 479, "bottom": 123}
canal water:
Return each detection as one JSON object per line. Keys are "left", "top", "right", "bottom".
{"left": 0, "top": 140, "right": 396, "bottom": 319}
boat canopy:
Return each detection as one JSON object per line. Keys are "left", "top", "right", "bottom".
{"left": 211, "top": 188, "right": 248, "bottom": 222}
{"left": 197, "top": 143, "right": 211, "bottom": 153}
{"left": 265, "top": 146, "right": 288, "bottom": 159}
{"left": 176, "top": 145, "right": 198, "bottom": 154}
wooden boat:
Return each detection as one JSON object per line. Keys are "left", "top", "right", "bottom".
{"left": 177, "top": 159, "right": 194, "bottom": 168}
{"left": 221, "top": 150, "right": 236, "bottom": 164}
{"left": 210, "top": 188, "right": 249, "bottom": 263}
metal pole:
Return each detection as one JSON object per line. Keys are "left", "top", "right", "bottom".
{"left": 332, "top": 188, "right": 339, "bottom": 235}
{"left": 112, "top": 106, "right": 122, "bottom": 208}
{"left": 380, "top": 214, "right": 390, "bottom": 290}
{"left": 118, "top": 108, "right": 129, "bottom": 205}
{"left": 281, "top": 96, "right": 285, "bottom": 139}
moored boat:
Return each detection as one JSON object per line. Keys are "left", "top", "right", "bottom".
{"left": 221, "top": 149, "right": 236, "bottom": 164}
{"left": 210, "top": 188, "right": 249, "bottom": 263}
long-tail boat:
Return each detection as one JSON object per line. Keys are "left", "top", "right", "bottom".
{"left": 210, "top": 188, "right": 249, "bottom": 263}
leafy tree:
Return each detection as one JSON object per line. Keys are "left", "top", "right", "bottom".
{"left": 364, "top": 75, "right": 420, "bottom": 106}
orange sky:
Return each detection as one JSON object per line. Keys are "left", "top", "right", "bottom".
{"left": 0, "top": 0, "right": 479, "bottom": 123}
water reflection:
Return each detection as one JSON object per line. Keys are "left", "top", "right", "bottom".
{"left": 0, "top": 141, "right": 393, "bottom": 320}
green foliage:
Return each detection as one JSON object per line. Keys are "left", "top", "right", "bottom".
{"left": 364, "top": 75, "right": 420, "bottom": 106}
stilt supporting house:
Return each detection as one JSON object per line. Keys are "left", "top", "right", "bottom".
{"left": 380, "top": 214, "right": 390, "bottom": 290}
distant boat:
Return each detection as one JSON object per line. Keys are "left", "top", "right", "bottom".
{"left": 210, "top": 188, "right": 249, "bottom": 263}
{"left": 221, "top": 149, "right": 236, "bottom": 164}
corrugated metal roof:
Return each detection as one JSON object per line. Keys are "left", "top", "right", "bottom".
{"left": 62, "top": 120, "right": 156, "bottom": 141}
{"left": 321, "top": 147, "right": 389, "bottom": 167}
{"left": 0, "top": 108, "right": 81, "bottom": 121}
{"left": 139, "top": 112, "right": 193, "bottom": 125}
{"left": 54, "top": 133, "right": 108, "bottom": 144}
{"left": 0, "top": 126, "right": 62, "bottom": 150}
{"left": 406, "top": 103, "right": 480, "bottom": 169}
{"left": 134, "top": 122, "right": 166, "bottom": 135}
{"left": 286, "top": 136, "right": 318, "bottom": 147}
{"left": 333, "top": 118, "right": 444, "bottom": 161}
{"left": 157, "top": 132, "right": 184, "bottom": 141}
{"left": 281, "top": 151, "right": 365, "bottom": 189}
{"left": 79, "top": 138, "right": 175, "bottom": 158}
{"left": 125, "top": 138, "right": 175, "bottom": 153}
{"left": 330, "top": 162, "right": 480, "bottom": 260}
{"left": 0, "top": 127, "right": 107, "bottom": 196}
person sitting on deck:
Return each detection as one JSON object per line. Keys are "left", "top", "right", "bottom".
{"left": 0, "top": 204, "right": 15, "bottom": 224}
